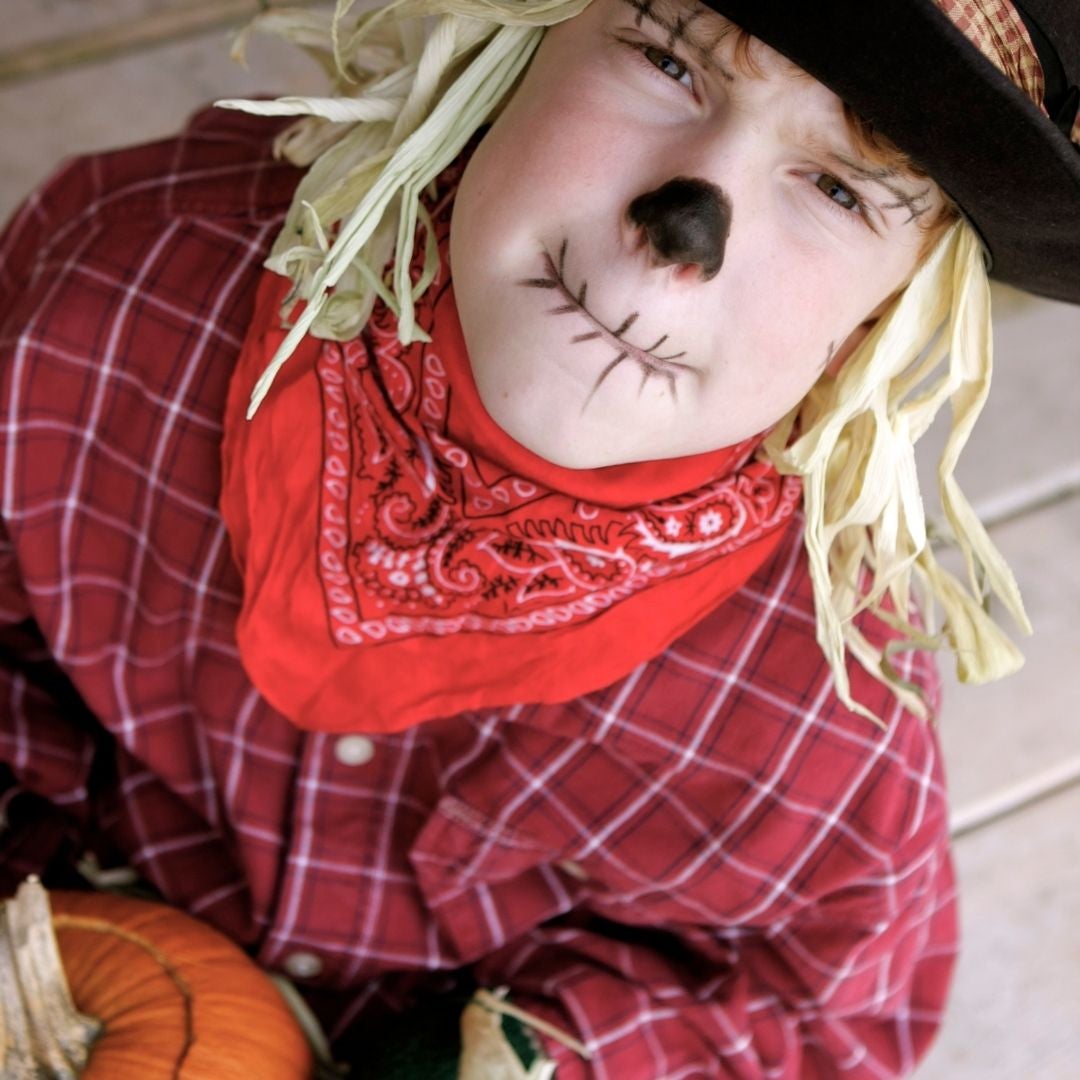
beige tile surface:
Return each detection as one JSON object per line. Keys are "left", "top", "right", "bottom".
{"left": 918, "top": 783, "right": 1080, "bottom": 1079}
{"left": 0, "top": 24, "right": 327, "bottom": 221}
{"left": 1, "top": 0, "right": 306, "bottom": 55}
{"left": 904, "top": 279, "right": 1079, "bottom": 824}
{"left": 3, "top": 0, "right": 183, "bottom": 52}
{"left": 933, "top": 494, "right": 1080, "bottom": 818}
{"left": 914, "top": 285, "right": 1080, "bottom": 514}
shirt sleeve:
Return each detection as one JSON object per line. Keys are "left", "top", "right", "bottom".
{"left": 0, "top": 514, "right": 103, "bottom": 893}
{"left": 0, "top": 167, "right": 104, "bottom": 892}
{"left": 473, "top": 806, "right": 956, "bottom": 1080}
{"left": 1, "top": 181, "right": 93, "bottom": 874}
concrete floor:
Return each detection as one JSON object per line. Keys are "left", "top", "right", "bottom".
{"left": 2, "top": 3, "right": 1079, "bottom": 1076}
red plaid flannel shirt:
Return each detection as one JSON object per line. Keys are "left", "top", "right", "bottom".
{"left": 0, "top": 107, "right": 957, "bottom": 1078}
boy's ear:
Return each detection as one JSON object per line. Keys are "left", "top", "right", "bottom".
{"left": 826, "top": 294, "right": 897, "bottom": 376}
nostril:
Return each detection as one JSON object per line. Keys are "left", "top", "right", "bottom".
{"left": 672, "top": 262, "right": 708, "bottom": 283}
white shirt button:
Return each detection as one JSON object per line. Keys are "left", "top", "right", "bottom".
{"left": 557, "top": 860, "right": 589, "bottom": 882}
{"left": 334, "top": 735, "right": 375, "bottom": 766}
{"left": 283, "top": 951, "right": 324, "bottom": 979}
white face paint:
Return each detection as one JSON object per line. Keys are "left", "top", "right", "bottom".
{"left": 450, "top": 0, "right": 946, "bottom": 468}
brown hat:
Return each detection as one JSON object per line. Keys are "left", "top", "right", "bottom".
{"left": 703, "top": 0, "right": 1080, "bottom": 304}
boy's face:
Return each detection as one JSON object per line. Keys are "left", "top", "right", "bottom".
{"left": 451, "top": 0, "right": 946, "bottom": 468}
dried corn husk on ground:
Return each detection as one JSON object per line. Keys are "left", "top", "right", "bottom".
{"left": 458, "top": 987, "right": 589, "bottom": 1080}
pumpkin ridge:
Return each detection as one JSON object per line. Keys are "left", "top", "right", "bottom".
{"left": 53, "top": 913, "right": 195, "bottom": 1076}
{"left": 3, "top": 883, "right": 314, "bottom": 1078}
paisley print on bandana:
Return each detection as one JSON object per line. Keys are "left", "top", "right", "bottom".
{"left": 222, "top": 154, "right": 801, "bottom": 733}
{"left": 315, "top": 295, "right": 797, "bottom": 646}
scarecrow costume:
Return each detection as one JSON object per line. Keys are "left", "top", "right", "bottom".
{"left": 0, "top": 0, "right": 1076, "bottom": 1076}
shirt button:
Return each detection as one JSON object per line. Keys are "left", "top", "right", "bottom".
{"left": 334, "top": 735, "right": 375, "bottom": 766}
{"left": 283, "top": 951, "right": 324, "bottom": 979}
{"left": 557, "top": 859, "right": 589, "bottom": 882}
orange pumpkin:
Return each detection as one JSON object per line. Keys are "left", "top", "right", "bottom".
{"left": 1, "top": 879, "right": 314, "bottom": 1079}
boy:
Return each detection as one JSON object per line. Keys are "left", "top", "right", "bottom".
{"left": 0, "top": 1, "right": 1076, "bottom": 1077}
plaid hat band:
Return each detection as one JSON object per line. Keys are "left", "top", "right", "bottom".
{"left": 934, "top": 0, "right": 1080, "bottom": 144}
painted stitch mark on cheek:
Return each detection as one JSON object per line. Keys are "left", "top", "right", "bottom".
{"left": 516, "top": 238, "right": 694, "bottom": 412}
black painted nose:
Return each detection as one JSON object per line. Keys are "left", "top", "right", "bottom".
{"left": 626, "top": 177, "right": 732, "bottom": 281}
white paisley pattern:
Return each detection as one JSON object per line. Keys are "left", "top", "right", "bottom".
{"left": 313, "top": 165, "right": 802, "bottom": 648}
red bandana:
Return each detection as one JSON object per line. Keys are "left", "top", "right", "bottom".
{"left": 220, "top": 161, "right": 802, "bottom": 733}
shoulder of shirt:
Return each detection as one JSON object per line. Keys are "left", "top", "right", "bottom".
{"left": 0, "top": 107, "right": 303, "bottom": 330}
{"left": 518, "top": 515, "right": 950, "bottom": 864}
{"left": 62, "top": 106, "right": 297, "bottom": 223}
{"left": 1, "top": 107, "right": 300, "bottom": 277}
{"left": 713, "top": 518, "right": 948, "bottom": 853}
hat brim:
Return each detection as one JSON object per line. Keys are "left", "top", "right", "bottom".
{"left": 704, "top": 0, "right": 1080, "bottom": 304}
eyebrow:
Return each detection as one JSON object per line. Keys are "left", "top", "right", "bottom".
{"left": 826, "top": 151, "right": 935, "bottom": 222}
{"left": 620, "top": 0, "right": 737, "bottom": 82}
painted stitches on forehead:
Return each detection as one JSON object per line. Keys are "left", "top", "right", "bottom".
{"left": 621, "top": 0, "right": 736, "bottom": 80}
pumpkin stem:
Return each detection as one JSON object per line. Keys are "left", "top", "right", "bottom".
{"left": 0, "top": 876, "right": 104, "bottom": 1078}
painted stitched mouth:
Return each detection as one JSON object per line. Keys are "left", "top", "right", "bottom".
{"left": 518, "top": 238, "right": 695, "bottom": 409}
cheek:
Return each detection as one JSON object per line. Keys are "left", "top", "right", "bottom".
{"left": 713, "top": 245, "right": 847, "bottom": 384}
{"left": 455, "top": 110, "right": 585, "bottom": 254}
{"left": 755, "top": 236, "right": 904, "bottom": 355}
{"left": 457, "top": 24, "right": 644, "bottom": 234}
{"left": 695, "top": 241, "right": 883, "bottom": 436}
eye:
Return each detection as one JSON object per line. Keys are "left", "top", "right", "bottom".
{"left": 615, "top": 34, "right": 696, "bottom": 92}
{"left": 641, "top": 44, "right": 692, "bottom": 87}
{"left": 812, "top": 173, "right": 863, "bottom": 215}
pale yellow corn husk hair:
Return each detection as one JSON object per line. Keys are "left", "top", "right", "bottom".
{"left": 218, "top": 0, "right": 1031, "bottom": 725}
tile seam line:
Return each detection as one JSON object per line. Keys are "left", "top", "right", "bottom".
{"left": 971, "top": 461, "right": 1080, "bottom": 530}
{"left": 927, "top": 465, "right": 1080, "bottom": 550}
{"left": 0, "top": 0, "right": 322, "bottom": 88}
{"left": 949, "top": 755, "right": 1080, "bottom": 838}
